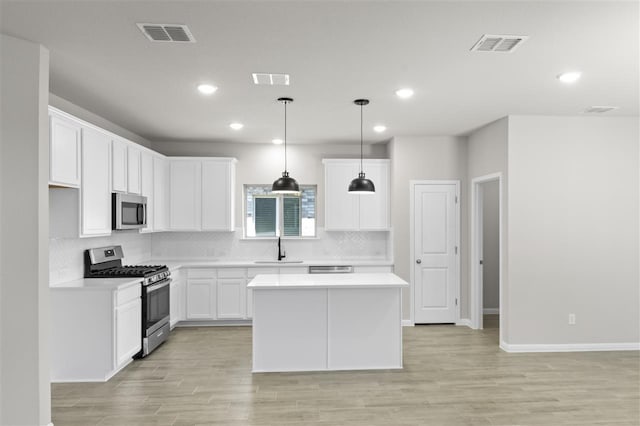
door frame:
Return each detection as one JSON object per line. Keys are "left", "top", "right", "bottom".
{"left": 409, "top": 180, "right": 461, "bottom": 325}
{"left": 470, "top": 173, "right": 503, "bottom": 338}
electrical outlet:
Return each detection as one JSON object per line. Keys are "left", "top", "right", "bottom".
{"left": 568, "top": 313, "right": 576, "bottom": 325}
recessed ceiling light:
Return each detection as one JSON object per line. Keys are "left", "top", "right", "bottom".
{"left": 557, "top": 72, "right": 581, "bottom": 84}
{"left": 272, "top": 138, "right": 283, "bottom": 145}
{"left": 395, "top": 88, "right": 414, "bottom": 99}
{"left": 197, "top": 83, "right": 217, "bottom": 95}
{"left": 229, "top": 122, "right": 244, "bottom": 130}
{"left": 373, "top": 125, "right": 387, "bottom": 133}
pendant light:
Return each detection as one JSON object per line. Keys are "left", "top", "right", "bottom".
{"left": 348, "top": 99, "right": 375, "bottom": 194}
{"left": 272, "top": 97, "right": 300, "bottom": 194}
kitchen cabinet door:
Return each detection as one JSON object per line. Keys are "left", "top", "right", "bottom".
{"left": 358, "top": 160, "right": 390, "bottom": 230}
{"left": 127, "top": 146, "right": 141, "bottom": 195}
{"left": 323, "top": 160, "right": 359, "bottom": 230}
{"left": 153, "top": 156, "right": 169, "bottom": 231}
{"left": 111, "top": 139, "right": 128, "bottom": 193}
{"left": 201, "top": 159, "right": 236, "bottom": 231}
{"left": 81, "top": 127, "right": 112, "bottom": 237}
{"left": 49, "top": 113, "right": 81, "bottom": 188}
{"left": 186, "top": 278, "right": 215, "bottom": 319}
{"left": 170, "top": 273, "right": 185, "bottom": 328}
{"left": 217, "top": 278, "right": 246, "bottom": 319}
{"left": 115, "top": 298, "right": 142, "bottom": 368}
{"left": 140, "top": 151, "right": 154, "bottom": 233}
{"left": 169, "top": 160, "right": 202, "bottom": 230}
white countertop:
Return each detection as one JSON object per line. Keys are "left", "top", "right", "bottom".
{"left": 50, "top": 259, "right": 394, "bottom": 289}
{"left": 153, "top": 259, "right": 393, "bottom": 272}
{"left": 50, "top": 277, "right": 142, "bottom": 291}
{"left": 248, "top": 273, "right": 408, "bottom": 289}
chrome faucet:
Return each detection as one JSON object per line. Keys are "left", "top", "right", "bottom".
{"left": 277, "top": 237, "right": 286, "bottom": 261}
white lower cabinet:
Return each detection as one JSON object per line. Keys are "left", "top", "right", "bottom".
{"left": 217, "top": 268, "right": 246, "bottom": 319}
{"left": 186, "top": 269, "right": 216, "bottom": 320}
{"left": 170, "top": 270, "right": 185, "bottom": 328}
{"left": 115, "top": 298, "right": 142, "bottom": 367}
{"left": 50, "top": 283, "right": 141, "bottom": 382}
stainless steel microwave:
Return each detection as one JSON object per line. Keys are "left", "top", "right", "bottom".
{"left": 112, "top": 193, "right": 147, "bottom": 230}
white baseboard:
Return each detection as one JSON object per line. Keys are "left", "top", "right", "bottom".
{"left": 500, "top": 341, "right": 640, "bottom": 353}
{"left": 483, "top": 308, "right": 499, "bottom": 314}
{"left": 401, "top": 320, "right": 414, "bottom": 327}
{"left": 456, "top": 318, "right": 472, "bottom": 328}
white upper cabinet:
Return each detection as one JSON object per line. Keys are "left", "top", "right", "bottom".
{"left": 127, "top": 146, "right": 141, "bottom": 195}
{"left": 140, "top": 151, "right": 154, "bottom": 233}
{"left": 169, "top": 158, "right": 236, "bottom": 232}
{"left": 49, "top": 113, "right": 81, "bottom": 188}
{"left": 111, "top": 139, "right": 128, "bottom": 193}
{"left": 202, "top": 159, "right": 236, "bottom": 231}
{"left": 153, "top": 156, "right": 169, "bottom": 232}
{"left": 323, "top": 159, "right": 390, "bottom": 231}
{"left": 323, "top": 161, "right": 360, "bottom": 230}
{"left": 358, "top": 161, "right": 390, "bottom": 230}
{"left": 81, "top": 127, "right": 112, "bottom": 237}
{"left": 170, "top": 160, "right": 202, "bottom": 231}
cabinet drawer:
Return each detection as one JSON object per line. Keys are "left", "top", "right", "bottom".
{"left": 247, "top": 267, "right": 278, "bottom": 278}
{"left": 187, "top": 268, "right": 216, "bottom": 279}
{"left": 217, "top": 268, "right": 246, "bottom": 279}
{"left": 117, "top": 283, "right": 141, "bottom": 306}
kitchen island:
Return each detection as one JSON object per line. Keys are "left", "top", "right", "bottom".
{"left": 248, "top": 273, "right": 408, "bottom": 372}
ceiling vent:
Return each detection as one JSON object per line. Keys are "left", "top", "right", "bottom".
{"left": 137, "top": 23, "right": 196, "bottom": 43}
{"left": 470, "top": 34, "right": 528, "bottom": 53}
{"left": 252, "top": 73, "right": 290, "bottom": 86}
{"left": 585, "top": 106, "right": 619, "bottom": 114}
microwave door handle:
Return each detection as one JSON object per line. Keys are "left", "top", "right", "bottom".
{"left": 142, "top": 204, "right": 147, "bottom": 225}
{"left": 137, "top": 204, "right": 143, "bottom": 224}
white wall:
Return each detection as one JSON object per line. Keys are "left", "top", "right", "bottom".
{"left": 153, "top": 140, "right": 388, "bottom": 228}
{"left": 481, "top": 180, "right": 499, "bottom": 311}
{"left": 389, "top": 136, "right": 468, "bottom": 320}
{"left": 0, "top": 34, "right": 51, "bottom": 426}
{"left": 467, "top": 117, "right": 508, "bottom": 333}
{"left": 507, "top": 116, "right": 639, "bottom": 345}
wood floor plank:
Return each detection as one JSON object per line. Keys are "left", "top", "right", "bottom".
{"left": 52, "top": 320, "right": 640, "bottom": 425}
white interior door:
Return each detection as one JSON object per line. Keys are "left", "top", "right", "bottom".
{"left": 413, "top": 183, "right": 459, "bottom": 323}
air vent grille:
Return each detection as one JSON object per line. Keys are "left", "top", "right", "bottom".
{"left": 471, "top": 34, "right": 528, "bottom": 53}
{"left": 252, "top": 73, "right": 290, "bottom": 86}
{"left": 585, "top": 106, "right": 619, "bottom": 114}
{"left": 137, "top": 23, "right": 196, "bottom": 43}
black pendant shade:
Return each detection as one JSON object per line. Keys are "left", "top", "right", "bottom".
{"left": 272, "top": 97, "right": 300, "bottom": 194}
{"left": 349, "top": 99, "right": 375, "bottom": 194}
{"left": 272, "top": 171, "right": 300, "bottom": 194}
{"left": 349, "top": 172, "right": 375, "bottom": 194}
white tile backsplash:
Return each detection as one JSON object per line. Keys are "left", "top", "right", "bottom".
{"left": 150, "top": 228, "right": 391, "bottom": 261}
{"left": 49, "top": 230, "right": 152, "bottom": 285}
{"left": 50, "top": 228, "right": 391, "bottom": 284}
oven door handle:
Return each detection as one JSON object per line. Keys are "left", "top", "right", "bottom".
{"left": 146, "top": 278, "right": 171, "bottom": 293}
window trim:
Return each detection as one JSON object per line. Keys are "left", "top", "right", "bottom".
{"left": 243, "top": 184, "right": 317, "bottom": 239}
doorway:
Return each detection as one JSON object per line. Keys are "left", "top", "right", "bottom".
{"left": 471, "top": 173, "right": 503, "bottom": 338}
{"left": 410, "top": 180, "right": 460, "bottom": 324}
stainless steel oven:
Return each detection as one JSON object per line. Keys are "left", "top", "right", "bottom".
{"left": 141, "top": 276, "right": 171, "bottom": 357}
{"left": 112, "top": 193, "right": 147, "bottom": 230}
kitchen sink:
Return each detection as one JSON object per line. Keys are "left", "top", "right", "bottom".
{"left": 253, "top": 260, "right": 304, "bottom": 264}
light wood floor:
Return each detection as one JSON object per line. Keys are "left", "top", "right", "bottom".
{"left": 52, "top": 317, "right": 639, "bottom": 425}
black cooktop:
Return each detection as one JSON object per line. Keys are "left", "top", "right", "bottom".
{"left": 88, "top": 265, "right": 167, "bottom": 278}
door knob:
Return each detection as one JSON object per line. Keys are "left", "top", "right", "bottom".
{"left": 416, "top": 259, "right": 422, "bottom": 264}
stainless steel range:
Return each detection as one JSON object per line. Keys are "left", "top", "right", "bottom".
{"left": 85, "top": 246, "right": 171, "bottom": 357}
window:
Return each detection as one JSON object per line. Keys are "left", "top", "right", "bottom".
{"left": 245, "top": 185, "right": 316, "bottom": 238}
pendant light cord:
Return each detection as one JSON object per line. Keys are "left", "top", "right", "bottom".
{"left": 360, "top": 102, "right": 364, "bottom": 174}
{"left": 284, "top": 100, "right": 288, "bottom": 173}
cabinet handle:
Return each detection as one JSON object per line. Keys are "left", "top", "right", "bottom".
{"left": 416, "top": 259, "right": 422, "bottom": 264}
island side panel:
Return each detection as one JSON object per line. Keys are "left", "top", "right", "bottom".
{"left": 252, "top": 288, "right": 328, "bottom": 372}
{"left": 327, "top": 287, "right": 402, "bottom": 370}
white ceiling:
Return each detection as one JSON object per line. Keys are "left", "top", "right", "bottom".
{"left": 1, "top": 1, "right": 638, "bottom": 144}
